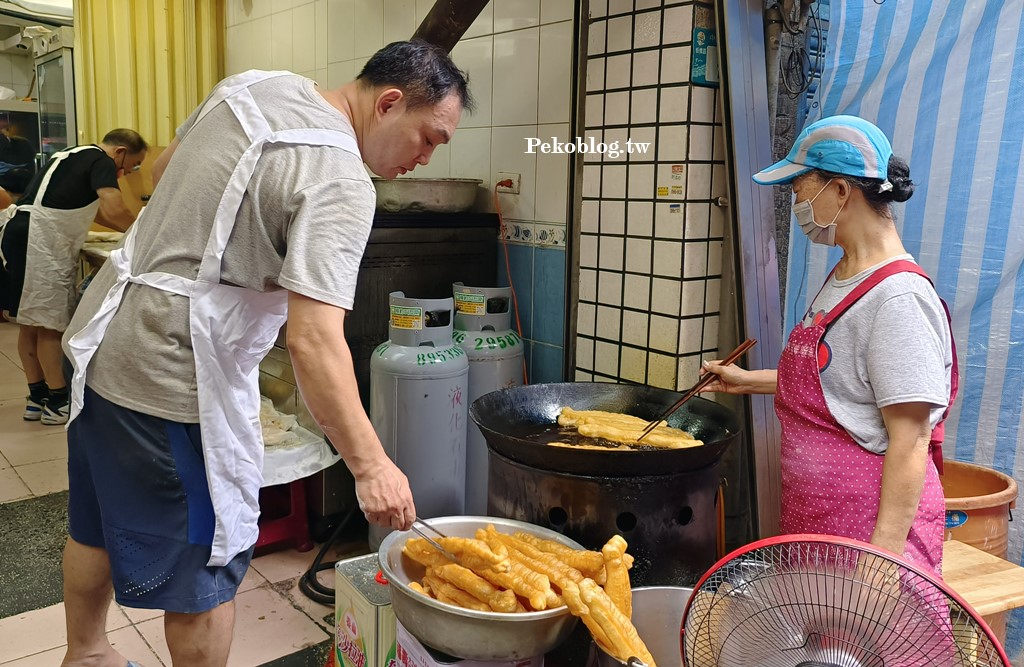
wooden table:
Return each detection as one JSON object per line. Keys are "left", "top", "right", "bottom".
{"left": 942, "top": 539, "right": 1024, "bottom": 644}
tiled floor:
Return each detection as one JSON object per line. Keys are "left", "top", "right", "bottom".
{"left": 0, "top": 320, "right": 353, "bottom": 666}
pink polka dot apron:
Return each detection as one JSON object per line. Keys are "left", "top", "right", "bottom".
{"left": 775, "top": 260, "right": 957, "bottom": 574}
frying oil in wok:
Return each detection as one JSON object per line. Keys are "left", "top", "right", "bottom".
{"left": 517, "top": 423, "right": 663, "bottom": 452}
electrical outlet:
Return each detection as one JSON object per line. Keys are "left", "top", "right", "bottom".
{"left": 496, "top": 171, "right": 521, "bottom": 194}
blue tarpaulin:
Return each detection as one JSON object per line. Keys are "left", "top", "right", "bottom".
{"left": 784, "top": 0, "right": 1024, "bottom": 655}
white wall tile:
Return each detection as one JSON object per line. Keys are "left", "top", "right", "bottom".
{"left": 251, "top": 0, "right": 273, "bottom": 19}
{"left": 620, "top": 346, "right": 647, "bottom": 384}
{"left": 292, "top": 3, "right": 317, "bottom": 73}
{"left": 679, "top": 316, "right": 704, "bottom": 354}
{"left": 327, "top": 0, "right": 355, "bottom": 63}
{"left": 315, "top": 67, "right": 329, "bottom": 85}
{"left": 452, "top": 36, "right": 493, "bottom": 128}
{"left": 635, "top": 0, "right": 659, "bottom": 9}
{"left": 655, "top": 163, "right": 686, "bottom": 201}
{"left": 250, "top": 16, "right": 274, "bottom": 70}
{"left": 601, "top": 164, "right": 626, "bottom": 199}
{"left": 539, "top": 22, "right": 572, "bottom": 124}
{"left": 492, "top": 28, "right": 539, "bottom": 126}
{"left": 623, "top": 274, "right": 650, "bottom": 311}
{"left": 587, "top": 57, "right": 605, "bottom": 91}
{"left": 535, "top": 123, "right": 569, "bottom": 223}
{"left": 600, "top": 200, "right": 625, "bottom": 234}
{"left": 225, "top": 24, "right": 245, "bottom": 75}
{"left": 606, "top": 15, "right": 632, "bottom": 52}
{"left": 682, "top": 242, "right": 708, "bottom": 278}
{"left": 579, "top": 268, "right": 598, "bottom": 301}
{"left": 655, "top": 202, "right": 684, "bottom": 239}
{"left": 677, "top": 356, "right": 700, "bottom": 389}
{"left": 660, "top": 46, "right": 690, "bottom": 84}
{"left": 630, "top": 88, "right": 656, "bottom": 125}
{"left": 647, "top": 352, "right": 676, "bottom": 388}
{"left": 225, "top": 0, "right": 237, "bottom": 27}
{"left": 709, "top": 202, "right": 726, "bottom": 237}
{"left": 653, "top": 240, "right": 681, "bottom": 277}
{"left": 604, "top": 91, "right": 629, "bottom": 126}
{"left": 585, "top": 94, "right": 604, "bottom": 128}
{"left": 651, "top": 277, "right": 680, "bottom": 316}
{"left": 588, "top": 19, "right": 606, "bottom": 56}
{"left": 582, "top": 200, "right": 599, "bottom": 233}
{"left": 541, "top": 0, "right": 574, "bottom": 24}
{"left": 703, "top": 315, "right": 719, "bottom": 349}
{"left": 412, "top": 143, "right": 450, "bottom": 178}
{"left": 627, "top": 127, "right": 656, "bottom": 162}
{"left": 326, "top": 61, "right": 351, "bottom": 88}
{"left": 576, "top": 336, "right": 594, "bottom": 367}
{"left": 705, "top": 278, "right": 721, "bottom": 312}
{"left": 577, "top": 302, "right": 596, "bottom": 335}
{"left": 627, "top": 201, "right": 653, "bottom": 237}
{"left": 714, "top": 124, "right": 726, "bottom": 161}
{"left": 414, "top": 0, "right": 432, "bottom": 25}
{"left": 632, "top": 50, "right": 659, "bottom": 87}
{"left": 605, "top": 54, "right": 630, "bottom": 90}
{"left": 596, "top": 305, "right": 621, "bottom": 340}
{"left": 491, "top": 125, "right": 538, "bottom": 220}
{"left": 660, "top": 86, "right": 689, "bottom": 123}
{"left": 603, "top": 127, "right": 629, "bottom": 163}
{"left": 271, "top": 9, "right": 293, "bottom": 70}
{"left": 691, "top": 86, "right": 716, "bottom": 123}
{"left": 658, "top": 124, "right": 688, "bottom": 162}
{"left": 583, "top": 165, "right": 601, "bottom": 198}
{"left": 622, "top": 311, "right": 648, "bottom": 347}
{"left": 495, "top": 0, "right": 540, "bottom": 32}
{"left": 685, "top": 203, "right": 711, "bottom": 239}
{"left": 664, "top": 4, "right": 693, "bottom": 44}
{"left": 687, "top": 163, "right": 712, "bottom": 200}
{"left": 680, "top": 281, "right": 705, "bottom": 317}
{"left": 598, "top": 236, "right": 624, "bottom": 271}
{"left": 595, "top": 341, "right": 620, "bottom": 377}
{"left": 708, "top": 240, "right": 724, "bottom": 275}
{"left": 581, "top": 233, "right": 599, "bottom": 270}
{"left": 450, "top": 126, "right": 491, "bottom": 183}
{"left": 590, "top": 0, "right": 608, "bottom": 19}
{"left": 353, "top": 0, "right": 384, "bottom": 58}
{"left": 608, "top": 0, "right": 633, "bottom": 16}
{"left": 633, "top": 10, "right": 661, "bottom": 49}
{"left": 584, "top": 129, "right": 604, "bottom": 163}
{"left": 627, "top": 164, "right": 654, "bottom": 200}
{"left": 689, "top": 124, "right": 713, "bottom": 161}
{"left": 462, "top": 3, "right": 494, "bottom": 39}
{"left": 625, "top": 237, "right": 651, "bottom": 274}
{"left": 649, "top": 315, "right": 678, "bottom": 353}
{"left": 383, "top": 0, "right": 417, "bottom": 44}
{"left": 598, "top": 270, "right": 623, "bottom": 307}
{"left": 315, "top": 0, "right": 329, "bottom": 69}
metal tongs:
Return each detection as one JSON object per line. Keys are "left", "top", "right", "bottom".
{"left": 636, "top": 338, "right": 757, "bottom": 442}
{"left": 410, "top": 517, "right": 460, "bottom": 562}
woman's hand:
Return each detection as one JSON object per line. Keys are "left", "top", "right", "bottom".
{"left": 698, "top": 361, "right": 778, "bottom": 395}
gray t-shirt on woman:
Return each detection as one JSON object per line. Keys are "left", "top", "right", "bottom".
{"left": 64, "top": 73, "right": 376, "bottom": 422}
{"left": 800, "top": 255, "right": 953, "bottom": 454}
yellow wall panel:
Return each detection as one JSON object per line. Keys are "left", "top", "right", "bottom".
{"left": 74, "top": 0, "right": 224, "bottom": 147}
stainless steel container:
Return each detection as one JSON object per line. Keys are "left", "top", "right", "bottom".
{"left": 372, "top": 177, "right": 483, "bottom": 213}
{"left": 593, "top": 586, "right": 693, "bottom": 667}
{"left": 378, "top": 515, "right": 581, "bottom": 660}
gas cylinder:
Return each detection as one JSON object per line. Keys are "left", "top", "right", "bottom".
{"left": 369, "top": 292, "right": 469, "bottom": 549}
{"left": 452, "top": 283, "right": 524, "bottom": 515}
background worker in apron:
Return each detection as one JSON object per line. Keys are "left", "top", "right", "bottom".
{"left": 60, "top": 40, "right": 471, "bottom": 667}
{"left": 700, "top": 116, "right": 956, "bottom": 575}
{"left": 0, "top": 129, "right": 145, "bottom": 425}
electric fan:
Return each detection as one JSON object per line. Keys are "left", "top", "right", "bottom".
{"left": 679, "top": 534, "right": 1011, "bottom": 667}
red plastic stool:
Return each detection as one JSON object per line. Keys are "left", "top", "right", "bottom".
{"left": 254, "top": 478, "right": 314, "bottom": 555}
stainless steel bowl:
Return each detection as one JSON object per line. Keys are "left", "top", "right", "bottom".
{"left": 378, "top": 515, "right": 581, "bottom": 660}
{"left": 593, "top": 586, "right": 693, "bottom": 667}
{"left": 372, "top": 177, "right": 483, "bottom": 213}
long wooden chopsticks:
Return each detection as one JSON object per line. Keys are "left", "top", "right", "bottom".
{"left": 636, "top": 339, "right": 758, "bottom": 442}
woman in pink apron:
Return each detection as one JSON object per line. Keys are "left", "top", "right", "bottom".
{"left": 701, "top": 116, "right": 957, "bottom": 575}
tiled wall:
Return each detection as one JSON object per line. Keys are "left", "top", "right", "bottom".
{"left": 223, "top": 0, "right": 575, "bottom": 383}
{"left": 0, "top": 52, "right": 34, "bottom": 100}
{"left": 574, "top": 0, "right": 728, "bottom": 392}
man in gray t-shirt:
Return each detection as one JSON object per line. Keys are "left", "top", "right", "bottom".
{"left": 60, "top": 41, "right": 472, "bottom": 667}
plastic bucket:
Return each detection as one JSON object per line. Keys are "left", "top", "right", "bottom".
{"left": 941, "top": 459, "right": 1018, "bottom": 559}
{"left": 591, "top": 586, "right": 692, "bottom": 667}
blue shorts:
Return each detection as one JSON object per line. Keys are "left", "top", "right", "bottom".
{"left": 67, "top": 385, "right": 252, "bottom": 613}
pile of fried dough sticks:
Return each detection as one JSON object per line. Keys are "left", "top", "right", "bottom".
{"left": 403, "top": 524, "right": 656, "bottom": 665}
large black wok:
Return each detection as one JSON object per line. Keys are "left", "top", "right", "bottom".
{"left": 470, "top": 382, "right": 740, "bottom": 477}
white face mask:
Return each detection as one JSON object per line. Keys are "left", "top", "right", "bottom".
{"left": 793, "top": 179, "right": 845, "bottom": 247}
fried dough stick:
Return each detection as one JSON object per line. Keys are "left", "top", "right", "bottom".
{"left": 483, "top": 526, "right": 585, "bottom": 589}
{"left": 421, "top": 573, "right": 492, "bottom": 612}
{"left": 561, "top": 579, "right": 614, "bottom": 654}
{"left": 557, "top": 408, "right": 661, "bottom": 429}
{"left": 437, "top": 536, "right": 510, "bottom": 572}
{"left": 432, "top": 563, "right": 519, "bottom": 613}
{"left": 601, "top": 535, "right": 632, "bottom": 618}
{"left": 579, "top": 579, "right": 656, "bottom": 666}
{"left": 577, "top": 421, "right": 702, "bottom": 449}
{"left": 403, "top": 539, "right": 452, "bottom": 568}
{"left": 512, "top": 531, "right": 606, "bottom": 574}
{"left": 461, "top": 553, "right": 557, "bottom": 611}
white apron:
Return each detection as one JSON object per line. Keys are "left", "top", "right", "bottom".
{"left": 66, "top": 70, "right": 362, "bottom": 566}
{"left": 14, "top": 145, "right": 105, "bottom": 332}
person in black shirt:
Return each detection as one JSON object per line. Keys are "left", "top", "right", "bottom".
{"left": 0, "top": 128, "right": 146, "bottom": 424}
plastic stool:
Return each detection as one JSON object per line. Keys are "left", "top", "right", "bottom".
{"left": 255, "top": 478, "right": 314, "bottom": 555}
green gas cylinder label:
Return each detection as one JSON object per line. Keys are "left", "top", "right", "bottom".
{"left": 390, "top": 305, "right": 422, "bottom": 330}
{"left": 455, "top": 291, "right": 486, "bottom": 315}
{"left": 473, "top": 331, "right": 522, "bottom": 351}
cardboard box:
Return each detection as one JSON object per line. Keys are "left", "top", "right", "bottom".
{"left": 335, "top": 553, "right": 397, "bottom": 667}
{"left": 396, "top": 621, "right": 544, "bottom": 667}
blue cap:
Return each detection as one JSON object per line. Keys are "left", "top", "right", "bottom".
{"left": 753, "top": 115, "right": 894, "bottom": 186}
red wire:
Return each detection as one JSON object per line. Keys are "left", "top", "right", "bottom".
{"left": 493, "top": 185, "right": 528, "bottom": 385}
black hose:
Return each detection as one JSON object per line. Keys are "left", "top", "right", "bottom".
{"left": 297, "top": 505, "right": 360, "bottom": 605}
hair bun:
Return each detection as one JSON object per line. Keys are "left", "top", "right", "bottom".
{"left": 886, "top": 155, "right": 915, "bottom": 203}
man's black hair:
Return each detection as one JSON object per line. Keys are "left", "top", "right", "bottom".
{"left": 357, "top": 40, "right": 474, "bottom": 112}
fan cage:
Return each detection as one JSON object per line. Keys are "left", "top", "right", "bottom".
{"left": 681, "top": 534, "right": 1011, "bottom": 667}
